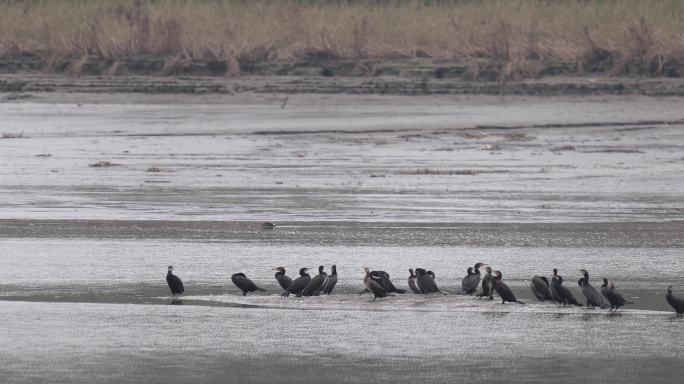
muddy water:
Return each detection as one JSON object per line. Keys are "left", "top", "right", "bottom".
{"left": 1, "top": 93, "right": 684, "bottom": 383}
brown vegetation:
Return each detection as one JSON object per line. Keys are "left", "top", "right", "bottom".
{"left": 0, "top": 0, "right": 683, "bottom": 80}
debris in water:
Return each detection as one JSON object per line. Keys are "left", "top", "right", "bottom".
{"left": 480, "top": 144, "right": 501, "bottom": 151}
{"left": 550, "top": 145, "right": 576, "bottom": 152}
{"left": 89, "top": 161, "right": 121, "bottom": 167}
{"left": 261, "top": 222, "right": 276, "bottom": 230}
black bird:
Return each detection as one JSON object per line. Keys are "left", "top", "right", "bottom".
{"left": 166, "top": 265, "right": 184, "bottom": 302}
{"left": 530, "top": 275, "right": 553, "bottom": 301}
{"left": 369, "top": 271, "right": 406, "bottom": 294}
{"left": 322, "top": 264, "right": 338, "bottom": 295}
{"left": 415, "top": 268, "right": 447, "bottom": 296}
{"left": 579, "top": 269, "right": 609, "bottom": 309}
{"left": 408, "top": 269, "right": 421, "bottom": 294}
{"left": 274, "top": 267, "right": 292, "bottom": 296}
{"left": 552, "top": 274, "right": 582, "bottom": 306}
{"left": 603, "top": 279, "right": 631, "bottom": 312}
{"left": 492, "top": 271, "right": 524, "bottom": 304}
{"left": 550, "top": 268, "right": 563, "bottom": 303}
{"left": 287, "top": 268, "right": 311, "bottom": 297}
{"left": 477, "top": 266, "right": 494, "bottom": 300}
{"left": 302, "top": 265, "right": 328, "bottom": 296}
{"left": 600, "top": 278, "right": 611, "bottom": 303}
{"left": 666, "top": 286, "right": 684, "bottom": 316}
{"left": 461, "top": 262, "right": 486, "bottom": 295}
{"left": 231, "top": 273, "right": 266, "bottom": 296}
{"left": 363, "top": 267, "right": 387, "bottom": 301}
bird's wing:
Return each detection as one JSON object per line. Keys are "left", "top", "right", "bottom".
{"left": 368, "top": 280, "right": 387, "bottom": 296}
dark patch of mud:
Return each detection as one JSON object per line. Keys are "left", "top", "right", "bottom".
{"left": 3, "top": 71, "right": 684, "bottom": 97}
{"left": 1, "top": 219, "right": 683, "bottom": 248}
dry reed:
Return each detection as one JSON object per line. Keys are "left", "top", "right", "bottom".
{"left": 0, "top": 0, "right": 682, "bottom": 78}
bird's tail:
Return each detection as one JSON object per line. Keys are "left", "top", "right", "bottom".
{"left": 438, "top": 290, "right": 448, "bottom": 296}
{"left": 258, "top": 287, "right": 266, "bottom": 292}
{"left": 394, "top": 288, "right": 406, "bottom": 294}
{"left": 516, "top": 300, "right": 526, "bottom": 305}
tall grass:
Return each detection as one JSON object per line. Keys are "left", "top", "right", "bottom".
{"left": 1, "top": 0, "right": 683, "bottom": 77}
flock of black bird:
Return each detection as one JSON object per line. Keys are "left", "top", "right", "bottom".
{"left": 165, "top": 263, "right": 684, "bottom": 316}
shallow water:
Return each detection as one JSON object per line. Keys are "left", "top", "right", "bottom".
{"left": 1, "top": 93, "right": 684, "bottom": 383}
{"left": 1, "top": 94, "right": 684, "bottom": 223}
{"left": 1, "top": 221, "right": 684, "bottom": 383}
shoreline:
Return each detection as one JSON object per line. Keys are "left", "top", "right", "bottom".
{"left": 2, "top": 65, "right": 684, "bottom": 97}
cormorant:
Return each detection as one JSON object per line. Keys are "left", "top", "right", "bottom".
{"left": 287, "top": 268, "right": 311, "bottom": 297}
{"left": 231, "top": 273, "right": 266, "bottom": 296}
{"left": 302, "top": 265, "right": 328, "bottom": 296}
{"left": 579, "top": 269, "right": 608, "bottom": 309}
{"left": 274, "top": 267, "right": 292, "bottom": 296}
{"left": 666, "top": 286, "right": 684, "bottom": 316}
{"left": 477, "top": 266, "right": 494, "bottom": 300}
{"left": 369, "top": 271, "right": 406, "bottom": 294}
{"left": 603, "top": 280, "right": 630, "bottom": 311}
{"left": 552, "top": 274, "right": 582, "bottom": 306}
{"left": 530, "top": 275, "right": 553, "bottom": 301}
{"left": 550, "top": 268, "right": 563, "bottom": 303}
{"left": 363, "top": 267, "right": 387, "bottom": 301}
{"left": 492, "top": 271, "right": 524, "bottom": 304}
{"left": 600, "top": 278, "right": 611, "bottom": 303}
{"left": 461, "top": 262, "right": 486, "bottom": 295}
{"left": 322, "top": 264, "right": 338, "bottom": 295}
{"left": 415, "top": 268, "right": 447, "bottom": 296}
{"left": 408, "top": 269, "right": 421, "bottom": 294}
{"left": 166, "top": 265, "right": 184, "bottom": 302}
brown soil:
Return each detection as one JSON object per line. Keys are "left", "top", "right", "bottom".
{"left": 2, "top": 56, "right": 684, "bottom": 96}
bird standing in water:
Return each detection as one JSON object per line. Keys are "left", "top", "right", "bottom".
{"left": 362, "top": 267, "right": 388, "bottom": 301}
{"left": 369, "top": 270, "right": 406, "bottom": 294}
{"left": 461, "top": 263, "right": 486, "bottom": 295}
{"left": 666, "top": 286, "right": 684, "bottom": 316}
{"left": 407, "top": 269, "right": 421, "bottom": 294}
{"left": 552, "top": 274, "right": 582, "bottom": 306}
{"left": 477, "top": 266, "right": 494, "bottom": 300}
{"left": 550, "top": 269, "right": 563, "bottom": 303}
{"left": 579, "top": 269, "right": 608, "bottom": 309}
{"left": 231, "top": 273, "right": 266, "bottom": 296}
{"left": 530, "top": 275, "right": 553, "bottom": 301}
{"left": 322, "top": 265, "right": 338, "bottom": 295}
{"left": 274, "top": 267, "right": 292, "bottom": 296}
{"left": 166, "top": 265, "right": 184, "bottom": 303}
{"left": 492, "top": 271, "right": 524, "bottom": 304}
{"left": 287, "top": 268, "right": 311, "bottom": 297}
{"left": 602, "top": 279, "right": 631, "bottom": 312}
{"left": 302, "top": 265, "right": 328, "bottom": 296}
{"left": 415, "top": 268, "right": 447, "bottom": 296}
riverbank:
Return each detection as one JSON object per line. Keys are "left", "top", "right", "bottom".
{"left": 3, "top": 73, "right": 684, "bottom": 96}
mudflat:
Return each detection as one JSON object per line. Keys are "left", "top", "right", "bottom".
{"left": 1, "top": 91, "right": 683, "bottom": 383}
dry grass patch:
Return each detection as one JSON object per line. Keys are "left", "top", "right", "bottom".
{"left": 0, "top": 0, "right": 683, "bottom": 78}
